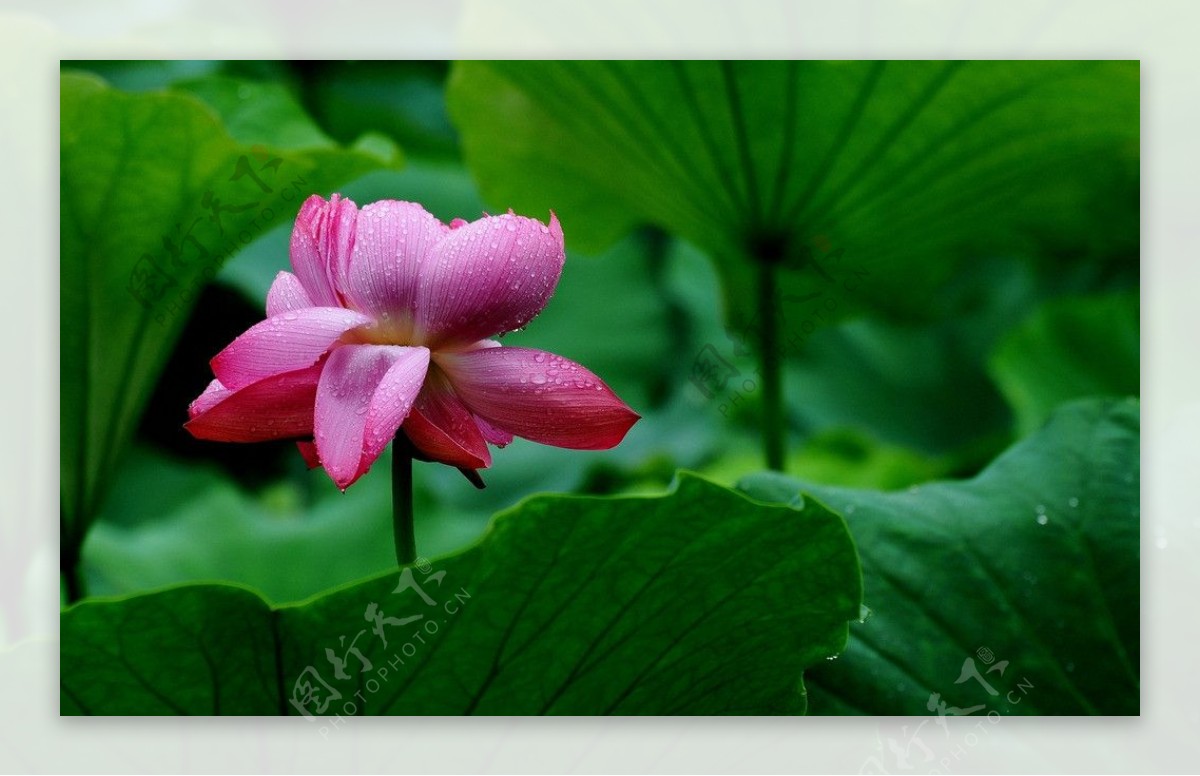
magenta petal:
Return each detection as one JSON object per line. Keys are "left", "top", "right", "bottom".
{"left": 344, "top": 200, "right": 448, "bottom": 334}
{"left": 296, "top": 440, "right": 321, "bottom": 469}
{"left": 415, "top": 212, "right": 565, "bottom": 347}
{"left": 290, "top": 194, "right": 358, "bottom": 306}
{"left": 188, "top": 378, "right": 228, "bottom": 417}
{"left": 361, "top": 348, "right": 435, "bottom": 470}
{"left": 401, "top": 378, "right": 492, "bottom": 470}
{"left": 211, "top": 307, "right": 373, "bottom": 391}
{"left": 184, "top": 362, "right": 324, "bottom": 443}
{"left": 437, "top": 346, "right": 640, "bottom": 450}
{"left": 266, "top": 271, "right": 314, "bottom": 317}
{"left": 314, "top": 344, "right": 430, "bottom": 490}
{"left": 474, "top": 415, "right": 514, "bottom": 447}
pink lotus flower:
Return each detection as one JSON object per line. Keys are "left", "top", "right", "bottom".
{"left": 185, "top": 195, "right": 640, "bottom": 490}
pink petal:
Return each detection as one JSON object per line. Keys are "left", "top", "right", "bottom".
{"left": 401, "top": 376, "right": 492, "bottom": 470}
{"left": 362, "top": 349, "right": 435, "bottom": 471}
{"left": 211, "top": 307, "right": 374, "bottom": 391}
{"left": 290, "top": 194, "right": 358, "bottom": 306}
{"left": 475, "top": 415, "right": 514, "bottom": 447}
{"left": 266, "top": 271, "right": 314, "bottom": 317}
{"left": 415, "top": 212, "right": 565, "bottom": 347}
{"left": 188, "top": 378, "right": 229, "bottom": 417}
{"left": 314, "top": 344, "right": 430, "bottom": 490}
{"left": 184, "top": 362, "right": 324, "bottom": 443}
{"left": 343, "top": 200, "right": 448, "bottom": 337}
{"left": 436, "top": 347, "right": 640, "bottom": 450}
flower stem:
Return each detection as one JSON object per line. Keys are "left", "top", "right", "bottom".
{"left": 392, "top": 440, "right": 417, "bottom": 567}
{"left": 758, "top": 261, "right": 785, "bottom": 471}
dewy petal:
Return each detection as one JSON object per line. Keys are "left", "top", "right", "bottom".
{"left": 211, "top": 307, "right": 374, "bottom": 391}
{"left": 290, "top": 196, "right": 339, "bottom": 306}
{"left": 296, "top": 440, "right": 321, "bottom": 469}
{"left": 184, "top": 362, "right": 324, "bottom": 443}
{"left": 344, "top": 200, "right": 448, "bottom": 334}
{"left": 188, "top": 378, "right": 229, "bottom": 418}
{"left": 401, "top": 374, "right": 492, "bottom": 470}
{"left": 415, "top": 212, "right": 565, "bottom": 347}
{"left": 474, "top": 415, "right": 514, "bottom": 447}
{"left": 314, "top": 344, "right": 430, "bottom": 490}
{"left": 290, "top": 194, "right": 358, "bottom": 306}
{"left": 420, "top": 340, "right": 509, "bottom": 452}
{"left": 266, "top": 271, "right": 314, "bottom": 317}
{"left": 437, "top": 346, "right": 640, "bottom": 450}
{"left": 362, "top": 347, "right": 435, "bottom": 471}
{"left": 436, "top": 337, "right": 502, "bottom": 357}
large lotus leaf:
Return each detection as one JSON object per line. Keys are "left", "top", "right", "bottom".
{"left": 62, "top": 475, "right": 861, "bottom": 715}
{"left": 447, "top": 61, "right": 1138, "bottom": 332}
{"left": 740, "top": 398, "right": 1139, "bottom": 714}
